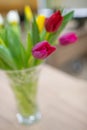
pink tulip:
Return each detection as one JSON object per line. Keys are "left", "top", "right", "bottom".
{"left": 59, "top": 32, "right": 78, "bottom": 46}
{"left": 45, "top": 11, "right": 63, "bottom": 32}
{"left": 32, "top": 41, "right": 56, "bottom": 59}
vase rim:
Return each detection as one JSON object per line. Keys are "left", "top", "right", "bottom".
{"left": 0, "top": 64, "right": 43, "bottom": 74}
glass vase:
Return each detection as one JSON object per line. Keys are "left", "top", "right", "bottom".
{"left": 5, "top": 65, "right": 42, "bottom": 125}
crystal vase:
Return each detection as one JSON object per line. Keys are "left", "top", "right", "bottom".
{"left": 5, "top": 65, "right": 42, "bottom": 125}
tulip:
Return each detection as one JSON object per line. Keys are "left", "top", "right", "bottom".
{"left": 59, "top": 32, "right": 78, "bottom": 46}
{"left": 36, "top": 15, "right": 45, "bottom": 32}
{"left": 32, "top": 41, "right": 56, "bottom": 59}
{"left": 45, "top": 11, "right": 63, "bottom": 32}
{"left": 7, "top": 11, "right": 20, "bottom": 24}
{"left": 24, "top": 6, "right": 33, "bottom": 21}
{"left": 6, "top": 11, "right": 20, "bottom": 36}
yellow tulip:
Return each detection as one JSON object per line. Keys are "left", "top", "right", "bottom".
{"left": 36, "top": 15, "right": 45, "bottom": 32}
{"left": 24, "top": 6, "right": 33, "bottom": 21}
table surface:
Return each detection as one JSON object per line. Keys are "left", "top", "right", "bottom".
{"left": 0, "top": 65, "right": 87, "bottom": 130}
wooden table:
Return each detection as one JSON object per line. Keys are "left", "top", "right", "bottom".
{"left": 0, "top": 65, "right": 87, "bottom": 130}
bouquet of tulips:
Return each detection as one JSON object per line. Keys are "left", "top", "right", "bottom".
{"left": 0, "top": 7, "right": 78, "bottom": 70}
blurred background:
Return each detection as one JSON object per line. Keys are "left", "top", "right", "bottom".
{"left": 0, "top": 0, "right": 87, "bottom": 80}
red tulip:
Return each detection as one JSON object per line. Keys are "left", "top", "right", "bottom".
{"left": 45, "top": 11, "right": 63, "bottom": 32}
{"left": 32, "top": 41, "right": 56, "bottom": 59}
{"left": 59, "top": 32, "right": 78, "bottom": 46}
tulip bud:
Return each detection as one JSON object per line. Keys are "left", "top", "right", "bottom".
{"left": 45, "top": 11, "right": 63, "bottom": 32}
{"left": 36, "top": 15, "right": 45, "bottom": 32}
{"left": 24, "top": 5, "right": 33, "bottom": 21}
{"left": 7, "top": 10, "right": 20, "bottom": 24}
{"left": 7, "top": 10, "right": 20, "bottom": 37}
{"left": 59, "top": 32, "right": 78, "bottom": 46}
{"left": 32, "top": 41, "right": 56, "bottom": 59}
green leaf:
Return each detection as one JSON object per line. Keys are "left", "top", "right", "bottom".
{"left": 58, "top": 11, "right": 74, "bottom": 35}
{"left": 20, "top": 43, "right": 27, "bottom": 68}
{"left": 24, "top": 17, "right": 31, "bottom": 32}
{"left": 34, "top": 59, "right": 42, "bottom": 66}
{"left": 0, "top": 28, "right": 7, "bottom": 44}
{"left": 0, "top": 58, "right": 12, "bottom": 70}
{"left": 32, "top": 16, "right": 40, "bottom": 45}
{"left": 26, "top": 32, "right": 33, "bottom": 61}
{"left": 10, "top": 24, "right": 21, "bottom": 38}
{"left": 0, "top": 45, "right": 17, "bottom": 69}
{"left": 47, "top": 11, "right": 74, "bottom": 44}
{"left": 28, "top": 55, "right": 35, "bottom": 67}
{"left": 0, "top": 59, "right": 6, "bottom": 69}
{"left": 0, "top": 37, "right": 6, "bottom": 46}
{"left": 6, "top": 27, "right": 26, "bottom": 69}
{"left": 40, "top": 29, "right": 47, "bottom": 41}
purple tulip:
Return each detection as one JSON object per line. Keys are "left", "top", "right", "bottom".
{"left": 59, "top": 32, "right": 78, "bottom": 46}
{"left": 32, "top": 41, "right": 56, "bottom": 59}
